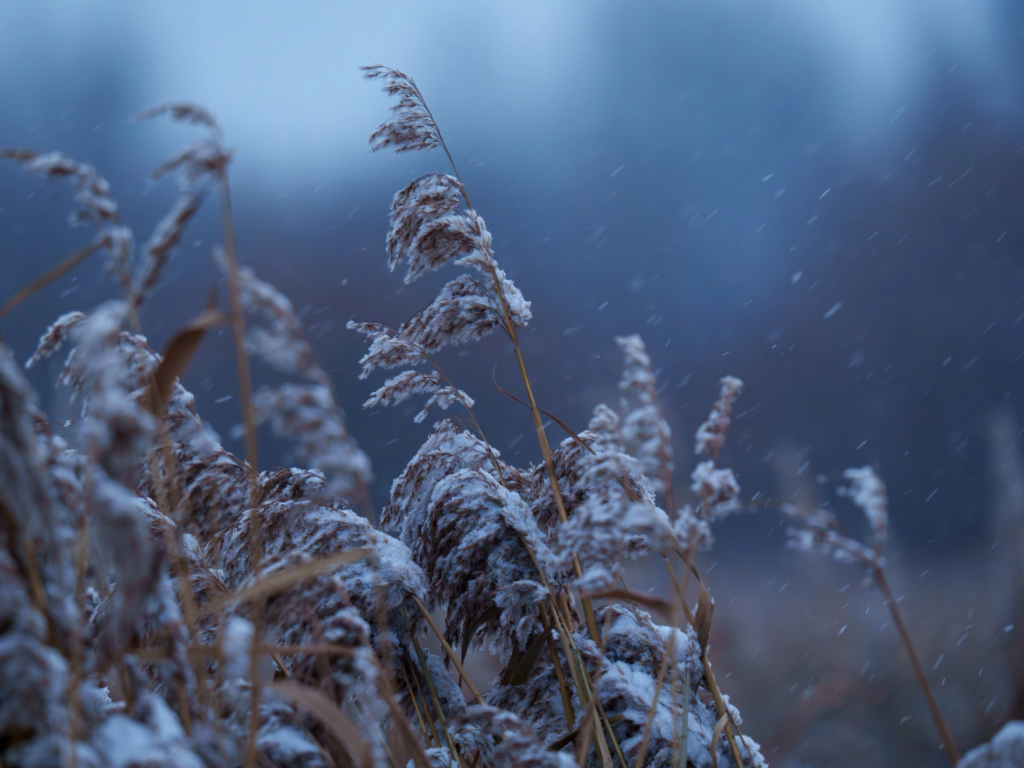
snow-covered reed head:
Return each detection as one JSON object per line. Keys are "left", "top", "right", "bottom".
{"left": 695, "top": 376, "right": 743, "bottom": 461}
{"left": 0, "top": 65, "right": 874, "bottom": 768}
{"left": 0, "top": 148, "right": 135, "bottom": 293}
{"left": 838, "top": 465, "right": 888, "bottom": 547}
{"left": 614, "top": 335, "right": 674, "bottom": 504}
{"left": 230, "top": 261, "right": 372, "bottom": 501}
{"left": 351, "top": 64, "right": 533, "bottom": 440}
{"left": 784, "top": 465, "right": 889, "bottom": 569}
{"left": 130, "top": 102, "right": 232, "bottom": 311}
{"left": 384, "top": 420, "right": 558, "bottom": 660}
{"left": 361, "top": 66, "right": 443, "bottom": 155}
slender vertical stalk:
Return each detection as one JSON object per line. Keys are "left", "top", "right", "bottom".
{"left": 538, "top": 604, "right": 576, "bottom": 733}
{"left": 702, "top": 656, "right": 745, "bottom": 768}
{"left": 411, "top": 595, "right": 484, "bottom": 704}
{"left": 217, "top": 176, "right": 259, "bottom": 480}
{"left": 484, "top": 259, "right": 600, "bottom": 643}
{"left": 410, "top": 634, "right": 464, "bottom": 767}
{"left": 421, "top": 80, "right": 598, "bottom": 641}
{"left": 633, "top": 632, "right": 676, "bottom": 768}
{"left": 417, "top": 78, "right": 629, "bottom": 765}
{"left": 217, "top": 172, "right": 262, "bottom": 768}
{"left": 680, "top": 664, "right": 690, "bottom": 768}
{"left": 664, "top": 556, "right": 744, "bottom": 766}
{"left": 548, "top": 594, "right": 613, "bottom": 768}
{"left": 875, "top": 566, "right": 960, "bottom": 764}
{"left": 67, "top": 517, "right": 89, "bottom": 751}
{"left": 399, "top": 655, "right": 438, "bottom": 749}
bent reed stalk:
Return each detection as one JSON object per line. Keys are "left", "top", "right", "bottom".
{"left": 0, "top": 64, "right": 973, "bottom": 768}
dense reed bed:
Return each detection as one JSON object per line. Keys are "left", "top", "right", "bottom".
{"left": 0, "top": 66, "right": 1018, "bottom": 768}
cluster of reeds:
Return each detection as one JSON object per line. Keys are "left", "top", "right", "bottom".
{"left": 0, "top": 65, "right": 1013, "bottom": 768}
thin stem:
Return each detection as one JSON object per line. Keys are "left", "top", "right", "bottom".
{"left": 484, "top": 259, "right": 600, "bottom": 642}
{"left": 552, "top": 594, "right": 613, "bottom": 768}
{"left": 67, "top": 517, "right": 89, "bottom": 746}
{"left": 569, "top": 611, "right": 622, "bottom": 768}
{"left": 420, "top": 76, "right": 598, "bottom": 641}
{"left": 374, "top": 653, "right": 434, "bottom": 768}
{"left": 633, "top": 632, "right": 676, "bottom": 768}
{"left": 543, "top": 592, "right": 608, "bottom": 767}
{"left": 593, "top": 688, "right": 628, "bottom": 768}
{"left": 420, "top": 79, "right": 615, "bottom": 762}
{"left": 669, "top": 657, "right": 690, "bottom": 768}
{"left": 217, "top": 176, "right": 259, "bottom": 481}
{"left": 538, "top": 604, "right": 576, "bottom": 734}
{"left": 0, "top": 240, "right": 103, "bottom": 319}
{"left": 218, "top": 171, "right": 262, "bottom": 768}
{"left": 411, "top": 594, "right": 484, "bottom": 704}
{"left": 413, "top": 82, "right": 471, "bottom": 211}
{"left": 399, "top": 655, "right": 437, "bottom": 749}
{"left": 410, "top": 633, "right": 463, "bottom": 767}
{"left": 664, "top": 556, "right": 744, "bottom": 765}
{"left": 875, "top": 566, "right": 960, "bottom": 764}
{"left": 663, "top": 558, "right": 695, "bottom": 626}
{"left": 418, "top": 72, "right": 596, "bottom": 631}
{"left": 702, "top": 655, "right": 745, "bottom": 768}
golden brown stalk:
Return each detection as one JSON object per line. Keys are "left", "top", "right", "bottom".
{"left": 633, "top": 631, "right": 676, "bottom": 768}
{"left": 0, "top": 240, "right": 103, "bottom": 319}
{"left": 540, "top": 589, "right": 605, "bottom": 764}
{"left": 199, "top": 549, "right": 367, "bottom": 616}
{"left": 374, "top": 662, "right": 434, "bottom": 768}
{"left": 388, "top": 77, "right": 614, "bottom": 765}
{"left": 409, "top": 633, "right": 463, "bottom": 767}
{"left": 67, "top": 518, "right": 90, "bottom": 745}
{"left": 570, "top": 611, "right": 620, "bottom": 768}
{"left": 420, "top": 82, "right": 598, "bottom": 644}
{"left": 538, "top": 604, "right": 576, "bottom": 734}
{"left": 710, "top": 714, "right": 729, "bottom": 768}
{"left": 663, "top": 556, "right": 744, "bottom": 767}
{"left": 512, "top": 467, "right": 617, "bottom": 760}
{"left": 402, "top": 654, "right": 442, "bottom": 750}
{"left": 373, "top": 71, "right": 741, "bottom": 767}
{"left": 270, "top": 681, "right": 372, "bottom": 768}
{"left": 217, "top": 178, "right": 258, "bottom": 482}
{"left": 591, "top": 677, "right": 628, "bottom": 768}
{"left": 548, "top": 593, "right": 612, "bottom": 768}
{"left": 143, "top": 306, "right": 229, "bottom": 710}
{"left": 485, "top": 260, "right": 601, "bottom": 642}
{"left": 670, "top": 656, "right": 690, "bottom": 768}
{"left": 874, "top": 565, "right": 960, "bottom": 764}
{"left": 215, "top": 170, "right": 262, "bottom": 768}
{"left": 411, "top": 594, "right": 484, "bottom": 704}
{"left": 398, "top": 657, "right": 435, "bottom": 749}
{"left": 702, "top": 658, "right": 744, "bottom": 768}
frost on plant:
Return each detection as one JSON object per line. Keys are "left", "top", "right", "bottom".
{"left": 695, "top": 376, "right": 743, "bottom": 461}
{"left": 0, "top": 70, "right": 800, "bottom": 768}
{"left": 783, "top": 467, "right": 889, "bottom": 570}
{"left": 958, "top": 721, "right": 1024, "bottom": 768}
{"left": 0, "top": 148, "right": 135, "bottom": 291}
{"left": 227, "top": 261, "right": 372, "bottom": 501}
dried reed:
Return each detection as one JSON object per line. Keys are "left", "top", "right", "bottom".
{"left": 0, "top": 63, "right": 994, "bottom": 768}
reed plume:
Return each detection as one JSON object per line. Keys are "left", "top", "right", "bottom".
{"left": 0, "top": 61, "right": 989, "bottom": 768}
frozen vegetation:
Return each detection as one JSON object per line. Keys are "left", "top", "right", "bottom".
{"left": 0, "top": 66, "right": 1017, "bottom": 768}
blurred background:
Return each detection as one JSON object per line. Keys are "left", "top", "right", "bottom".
{"left": 0, "top": 1, "right": 1022, "bottom": 764}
